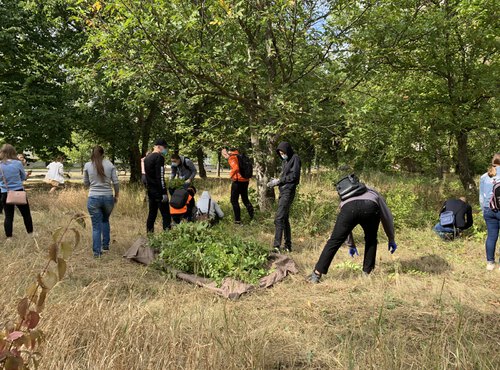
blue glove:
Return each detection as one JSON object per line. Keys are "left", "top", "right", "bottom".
{"left": 388, "top": 241, "right": 397, "bottom": 254}
{"left": 348, "top": 247, "right": 359, "bottom": 258}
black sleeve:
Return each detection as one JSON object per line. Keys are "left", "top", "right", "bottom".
{"left": 156, "top": 156, "right": 167, "bottom": 194}
{"left": 464, "top": 205, "right": 473, "bottom": 229}
{"left": 280, "top": 155, "right": 301, "bottom": 185}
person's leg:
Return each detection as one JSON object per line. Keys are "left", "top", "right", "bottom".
{"left": 172, "top": 215, "right": 182, "bottom": 224}
{"left": 2, "top": 194, "right": 15, "bottom": 238}
{"left": 273, "top": 189, "right": 293, "bottom": 248}
{"left": 230, "top": 181, "right": 242, "bottom": 222}
{"left": 87, "top": 197, "right": 103, "bottom": 256}
{"left": 314, "top": 203, "right": 358, "bottom": 275}
{"left": 433, "top": 223, "right": 455, "bottom": 241}
{"left": 101, "top": 196, "right": 115, "bottom": 251}
{"left": 159, "top": 201, "right": 171, "bottom": 230}
{"left": 359, "top": 202, "right": 381, "bottom": 274}
{"left": 484, "top": 209, "right": 499, "bottom": 263}
{"left": 147, "top": 193, "right": 160, "bottom": 233}
{"left": 239, "top": 182, "right": 254, "bottom": 220}
{"left": 283, "top": 190, "right": 296, "bottom": 251}
{"left": 17, "top": 202, "right": 34, "bottom": 234}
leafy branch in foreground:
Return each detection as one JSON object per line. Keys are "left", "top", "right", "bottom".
{"left": 0, "top": 214, "right": 86, "bottom": 370}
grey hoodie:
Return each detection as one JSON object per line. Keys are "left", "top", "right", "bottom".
{"left": 196, "top": 191, "right": 224, "bottom": 218}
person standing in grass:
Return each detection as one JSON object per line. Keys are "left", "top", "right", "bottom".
{"left": 83, "top": 146, "right": 119, "bottom": 257}
{"left": 0, "top": 144, "right": 34, "bottom": 241}
{"left": 144, "top": 139, "right": 171, "bottom": 233}
{"left": 221, "top": 147, "right": 254, "bottom": 225}
{"left": 267, "top": 142, "right": 301, "bottom": 252}
{"left": 45, "top": 156, "right": 66, "bottom": 193}
{"left": 307, "top": 174, "right": 397, "bottom": 283}
{"left": 479, "top": 153, "right": 500, "bottom": 271}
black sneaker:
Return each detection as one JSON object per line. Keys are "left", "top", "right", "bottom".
{"left": 283, "top": 246, "right": 292, "bottom": 253}
{"left": 272, "top": 246, "right": 281, "bottom": 254}
{"left": 306, "top": 271, "right": 321, "bottom": 284}
{"left": 102, "top": 247, "right": 110, "bottom": 253}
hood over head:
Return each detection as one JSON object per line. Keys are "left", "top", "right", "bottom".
{"left": 276, "top": 142, "right": 294, "bottom": 158}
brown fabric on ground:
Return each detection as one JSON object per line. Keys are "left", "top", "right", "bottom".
{"left": 124, "top": 239, "right": 298, "bottom": 299}
{"left": 123, "top": 237, "right": 155, "bottom": 265}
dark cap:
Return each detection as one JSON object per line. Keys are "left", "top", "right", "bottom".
{"left": 154, "top": 139, "right": 167, "bottom": 147}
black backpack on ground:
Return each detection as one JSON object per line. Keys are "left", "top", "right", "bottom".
{"left": 490, "top": 181, "right": 500, "bottom": 212}
{"left": 170, "top": 189, "right": 189, "bottom": 209}
{"left": 237, "top": 154, "right": 253, "bottom": 179}
{"left": 336, "top": 174, "right": 367, "bottom": 201}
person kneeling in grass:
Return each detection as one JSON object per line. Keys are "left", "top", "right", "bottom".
{"left": 170, "top": 186, "right": 197, "bottom": 224}
{"left": 307, "top": 174, "right": 397, "bottom": 283}
{"left": 433, "top": 197, "right": 473, "bottom": 241}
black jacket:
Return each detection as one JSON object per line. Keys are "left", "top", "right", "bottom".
{"left": 276, "top": 142, "right": 301, "bottom": 190}
{"left": 440, "top": 198, "right": 473, "bottom": 230}
{"left": 144, "top": 152, "right": 167, "bottom": 197}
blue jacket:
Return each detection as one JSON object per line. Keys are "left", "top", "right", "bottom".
{"left": 0, "top": 160, "right": 26, "bottom": 192}
{"left": 479, "top": 167, "right": 500, "bottom": 209}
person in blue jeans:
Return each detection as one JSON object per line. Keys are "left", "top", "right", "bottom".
{"left": 479, "top": 153, "right": 500, "bottom": 271}
{"left": 83, "top": 146, "right": 119, "bottom": 258}
{"left": 433, "top": 197, "right": 473, "bottom": 241}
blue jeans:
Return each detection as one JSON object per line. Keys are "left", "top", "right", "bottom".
{"left": 433, "top": 223, "right": 457, "bottom": 241}
{"left": 87, "top": 196, "right": 115, "bottom": 256}
{"left": 483, "top": 208, "right": 500, "bottom": 262}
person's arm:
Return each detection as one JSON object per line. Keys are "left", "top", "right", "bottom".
{"left": 228, "top": 155, "right": 239, "bottom": 180}
{"left": 479, "top": 176, "right": 485, "bottom": 209}
{"left": 111, "top": 165, "right": 120, "bottom": 198}
{"left": 279, "top": 155, "right": 301, "bottom": 185}
{"left": 17, "top": 161, "right": 27, "bottom": 181}
{"left": 58, "top": 163, "right": 64, "bottom": 177}
{"left": 83, "top": 164, "right": 90, "bottom": 187}
{"left": 157, "top": 156, "right": 167, "bottom": 194}
{"left": 377, "top": 193, "right": 395, "bottom": 243}
{"left": 346, "top": 233, "right": 356, "bottom": 248}
{"left": 214, "top": 201, "right": 224, "bottom": 218}
{"left": 186, "top": 159, "right": 197, "bottom": 181}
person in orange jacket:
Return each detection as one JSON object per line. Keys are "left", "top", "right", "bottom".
{"left": 222, "top": 147, "right": 254, "bottom": 224}
{"left": 170, "top": 186, "right": 197, "bottom": 224}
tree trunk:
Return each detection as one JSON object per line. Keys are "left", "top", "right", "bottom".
{"left": 217, "top": 151, "right": 221, "bottom": 177}
{"left": 455, "top": 130, "right": 476, "bottom": 192}
{"left": 250, "top": 131, "right": 277, "bottom": 210}
{"left": 196, "top": 146, "right": 207, "bottom": 179}
{"left": 129, "top": 144, "right": 142, "bottom": 183}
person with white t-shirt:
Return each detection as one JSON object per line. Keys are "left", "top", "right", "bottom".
{"left": 45, "top": 157, "right": 65, "bottom": 193}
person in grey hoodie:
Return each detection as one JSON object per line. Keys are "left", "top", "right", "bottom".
{"left": 196, "top": 191, "right": 224, "bottom": 223}
{"left": 308, "top": 175, "right": 397, "bottom": 283}
{"left": 83, "top": 146, "right": 119, "bottom": 257}
{"left": 267, "top": 142, "right": 301, "bottom": 252}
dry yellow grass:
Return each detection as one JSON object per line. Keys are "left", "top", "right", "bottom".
{"left": 1, "top": 178, "right": 499, "bottom": 369}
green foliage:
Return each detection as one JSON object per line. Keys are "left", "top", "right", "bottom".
{"left": 290, "top": 191, "right": 337, "bottom": 236}
{"left": 167, "top": 178, "right": 187, "bottom": 191}
{"left": 150, "top": 223, "right": 269, "bottom": 286}
{"left": 0, "top": 214, "right": 85, "bottom": 370}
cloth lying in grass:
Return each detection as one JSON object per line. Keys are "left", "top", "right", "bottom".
{"left": 123, "top": 237, "right": 155, "bottom": 265}
{"left": 123, "top": 238, "right": 298, "bottom": 299}
{"left": 175, "top": 253, "right": 298, "bottom": 299}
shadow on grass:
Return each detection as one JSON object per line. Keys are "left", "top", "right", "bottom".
{"left": 383, "top": 254, "right": 452, "bottom": 275}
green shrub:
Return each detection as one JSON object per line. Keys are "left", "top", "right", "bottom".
{"left": 150, "top": 223, "right": 269, "bottom": 286}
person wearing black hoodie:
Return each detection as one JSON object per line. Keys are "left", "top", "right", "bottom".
{"left": 267, "top": 142, "right": 301, "bottom": 252}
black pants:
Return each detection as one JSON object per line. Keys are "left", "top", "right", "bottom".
{"left": 1, "top": 193, "right": 34, "bottom": 237}
{"left": 315, "top": 200, "right": 381, "bottom": 274}
{"left": 146, "top": 191, "right": 171, "bottom": 233}
{"left": 231, "top": 181, "right": 254, "bottom": 222}
{"left": 172, "top": 213, "right": 188, "bottom": 224}
{"left": 273, "top": 187, "right": 296, "bottom": 249}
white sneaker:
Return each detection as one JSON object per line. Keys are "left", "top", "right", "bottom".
{"left": 486, "top": 262, "right": 495, "bottom": 271}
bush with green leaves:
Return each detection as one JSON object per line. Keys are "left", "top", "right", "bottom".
{"left": 150, "top": 223, "right": 269, "bottom": 286}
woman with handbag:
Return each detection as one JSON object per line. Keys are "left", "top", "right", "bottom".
{"left": 0, "top": 144, "right": 34, "bottom": 241}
